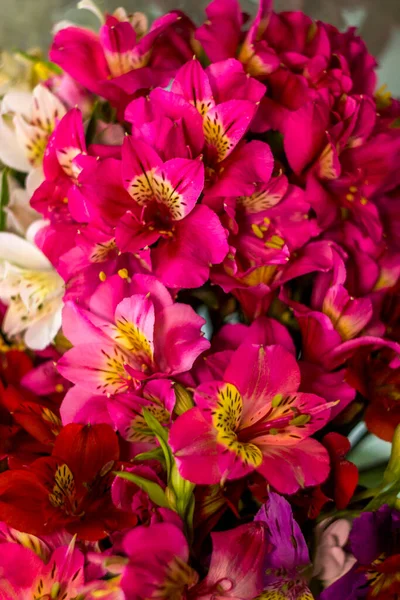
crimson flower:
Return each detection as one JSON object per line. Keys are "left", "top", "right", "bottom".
{"left": 0, "top": 423, "right": 137, "bottom": 541}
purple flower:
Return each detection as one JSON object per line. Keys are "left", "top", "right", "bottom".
{"left": 321, "top": 505, "right": 400, "bottom": 599}
{"left": 254, "top": 491, "right": 314, "bottom": 599}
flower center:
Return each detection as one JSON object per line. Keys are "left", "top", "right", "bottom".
{"left": 49, "top": 464, "right": 81, "bottom": 516}
{"left": 211, "top": 383, "right": 263, "bottom": 468}
{"left": 158, "top": 556, "right": 198, "bottom": 600}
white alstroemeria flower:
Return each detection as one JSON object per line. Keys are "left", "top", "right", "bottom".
{"left": 0, "top": 223, "right": 64, "bottom": 350}
{"left": 2, "top": 170, "right": 41, "bottom": 235}
{"left": 0, "top": 83, "right": 66, "bottom": 173}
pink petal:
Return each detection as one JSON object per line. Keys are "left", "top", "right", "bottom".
{"left": 114, "top": 294, "right": 155, "bottom": 353}
{"left": 169, "top": 408, "right": 221, "bottom": 484}
{"left": 322, "top": 284, "right": 372, "bottom": 341}
{"left": 207, "top": 58, "right": 266, "bottom": 104}
{"left": 203, "top": 100, "right": 258, "bottom": 163}
{"left": 283, "top": 94, "right": 330, "bottom": 174}
{"left": 257, "top": 438, "right": 330, "bottom": 494}
{"left": 154, "top": 303, "right": 210, "bottom": 374}
{"left": 153, "top": 156, "right": 204, "bottom": 220}
{"left": 57, "top": 341, "right": 134, "bottom": 395}
{"left": 206, "top": 140, "right": 273, "bottom": 198}
{"left": 60, "top": 386, "right": 112, "bottom": 426}
{"left": 172, "top": 58, "right": 215, "bottom": 115}
{"left": 224, "top": 344, "right": 301, "bottom": 427}
{"left": 195, "top": 0, "right": 242, "bottom": 62}
{"left": 122, "top": 137, "right": 162, "bottom": 200}
{"left": 152, "top": 205, "right": 228, "bottom": 288}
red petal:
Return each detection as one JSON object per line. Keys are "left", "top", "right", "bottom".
{"left": 52, "top": 423, "right": 120, "bottom": 485}
{"left": 334, "top": 460, "right": 359, "bottom": 509}
{"left": 323, "top": 432, "right": 351, "bottom": 460}
{"left": 0, "top": 469, "right": 49, "bottom": 535}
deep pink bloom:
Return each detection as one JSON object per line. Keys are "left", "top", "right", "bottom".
{"left": 0, "top": 540, "right": 84, "bottom": 599}
{"left": 50, "top": 12, "right": 194, "bottom": 112}
{"left": 191, "top": 521, "right": 268, "bottom": 599}
{"left": 170, "top": 343, "right": 331, "bottom": 494}
{"left": 121, "top": 522, "right": 198, "bottom": 599}
{"left": 58, "top": 274, "right": 209, "bottom": 395}
{"left": 115, "top": 136, "right": 228, "bottom": 288}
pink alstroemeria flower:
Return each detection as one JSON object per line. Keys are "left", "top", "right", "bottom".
{"left": 61, "top": 378, "right": 177, "bottom": 456}
{"left": 192, "top": 521, "right": 268, "bottom": 599}
{"left": 121, "top": 522, "right": 198, "bottom": 599}
{"left": 170, "top": 343, "right": 331, "bottom": 494}
{"left": 115, "top": 136, "right": 228, "bottom": 288}
{"left": 57, "top": 274, "right": 209, "bottom": 395}
{"left": 50, "top": 11, "right": 194, "bottom": 112}
{"left": 287, "top": 250, "right": 400, "bottom": 370}
{"left": 171, "top": 58, "right": 270, "bottom": 198}
{"left": 0, "top": 540, "right": 84, "bottom": 600}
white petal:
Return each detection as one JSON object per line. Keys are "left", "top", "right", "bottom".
{"left": 77, "top": 0, "right": 105, "bottom": 24}
{"left": 24, "top": 302, "right": 63, "bottom": 350}
{"left": 0, "top": 117, "right": 30, "bottom": 172}
{"left": 3, "top": 299, "right": 28, "bottom": 337}
{"left": 52, "top": 20, "right": 76, "bottom": 34}
{"left": 26, "top": 167, "right": 45, "bottom": 196}
{"left": 25, "top": 219, "right": 50, "bottom": 246}
{"left": 1, "top": 91, "right": 32, "bottom": 118}
{"left": 32, "top": 84, "right": 66, "bottom": 131}
{"left": 13, "top": 114, "right": 47, "bottom": 168}
{"left": 0, "top": 232, "right": 52, "bottom": 269}
{"left": 5, "top": 185, "right": 38, "bottom": 235}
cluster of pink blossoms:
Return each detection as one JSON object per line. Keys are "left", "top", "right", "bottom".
{"left": 0, "top": 0, "right": 399, "bottom": 598}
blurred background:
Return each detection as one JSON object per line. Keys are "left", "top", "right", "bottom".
{"left": 0, "top": 0, "right": 399, "bottom": 93}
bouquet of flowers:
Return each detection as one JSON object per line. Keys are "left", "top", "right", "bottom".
{"left": 0, "top": 0, "right": 399, "bottom": 597}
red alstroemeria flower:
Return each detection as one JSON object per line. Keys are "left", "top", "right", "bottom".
{"left": 0, "top": 423, "right": 137, "bottom": 540}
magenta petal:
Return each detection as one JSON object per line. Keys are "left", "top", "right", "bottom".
{"left": 325, "top": 336, "right": 400, "bottom": 370}
{"left": 154, "top": 303, "right": 210, "bottom": 374}
{"left": 195, "top": 0, "right": 242, "bottom": 62}
{"left": 169, "top": 408, "right": 221, "bottom": 484}
{"left": 152, "top": 205, "right": 228, "bottom": 288}
{"left": 195, "top": 523, "right": 267, "bottom": 598}
{"left": 172, "top": 58, "right": 215, "bottom": 114}
{"left": 0, "top": 543, "right": 42, "bottom": 590}
{"left": 257, "top": 438, "right": 330, "bottom": 494}
{"left": 89, "top": 274, "right": 134, "bottom": 322}
{"left": 297, "top": 311, "right": 342, "bottom": 365}
{"left": 283, "top": 94, "right": 330, "bottom": 174}
{"left": 62, "top": 301, "right": 108, "bottom": 347}
{"left": 122, "top": 137, "right": 163, "bottom": 196}
{"left": 60, "top": 386, "right": 112, "bottom": 426}
{"left": 116, "top": 211, "right": 161, "bottom": 253}
{"left": 322, "top": 284, "right": 373, "bottom": 341}
{"left": 247, "top": 317, "right": 296, "bottom": 355}
{"left": 299, "top": 361, "right": 356, "bottom": 419}
{"left": 154, "top": 156, "right": 204, "bottom": 219}
{"left": 206, "top": 140, "right": 274, "bottom": 198}
{"left": 50, "top": 27, "right": 127, "bottom": 107}
{"left": 204, "top": 100, "right": 258, "bottom": 163}
{"left": 224, "top": 344, "right": 301, "bottom": 426}
{"left": 207, "top": 58, "right": 266, "bottom": 104}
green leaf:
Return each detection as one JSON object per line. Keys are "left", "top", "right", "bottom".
{"left": 134, "top": 447, "right": 165, "bottom": 463}
{"left": 115, "top": 471, "right": 169, "bottom": 508}
{"left": 143, "top": 409, "right": 173, "bottom": 478}
{"left": 363, "top": 425, "right": 400, "bottom": 511}
{"left": 167, "top": 462, "right": 196, "bottom": 536}
{"left": 0, "top": 169, "right": 10, "bottom": 232}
